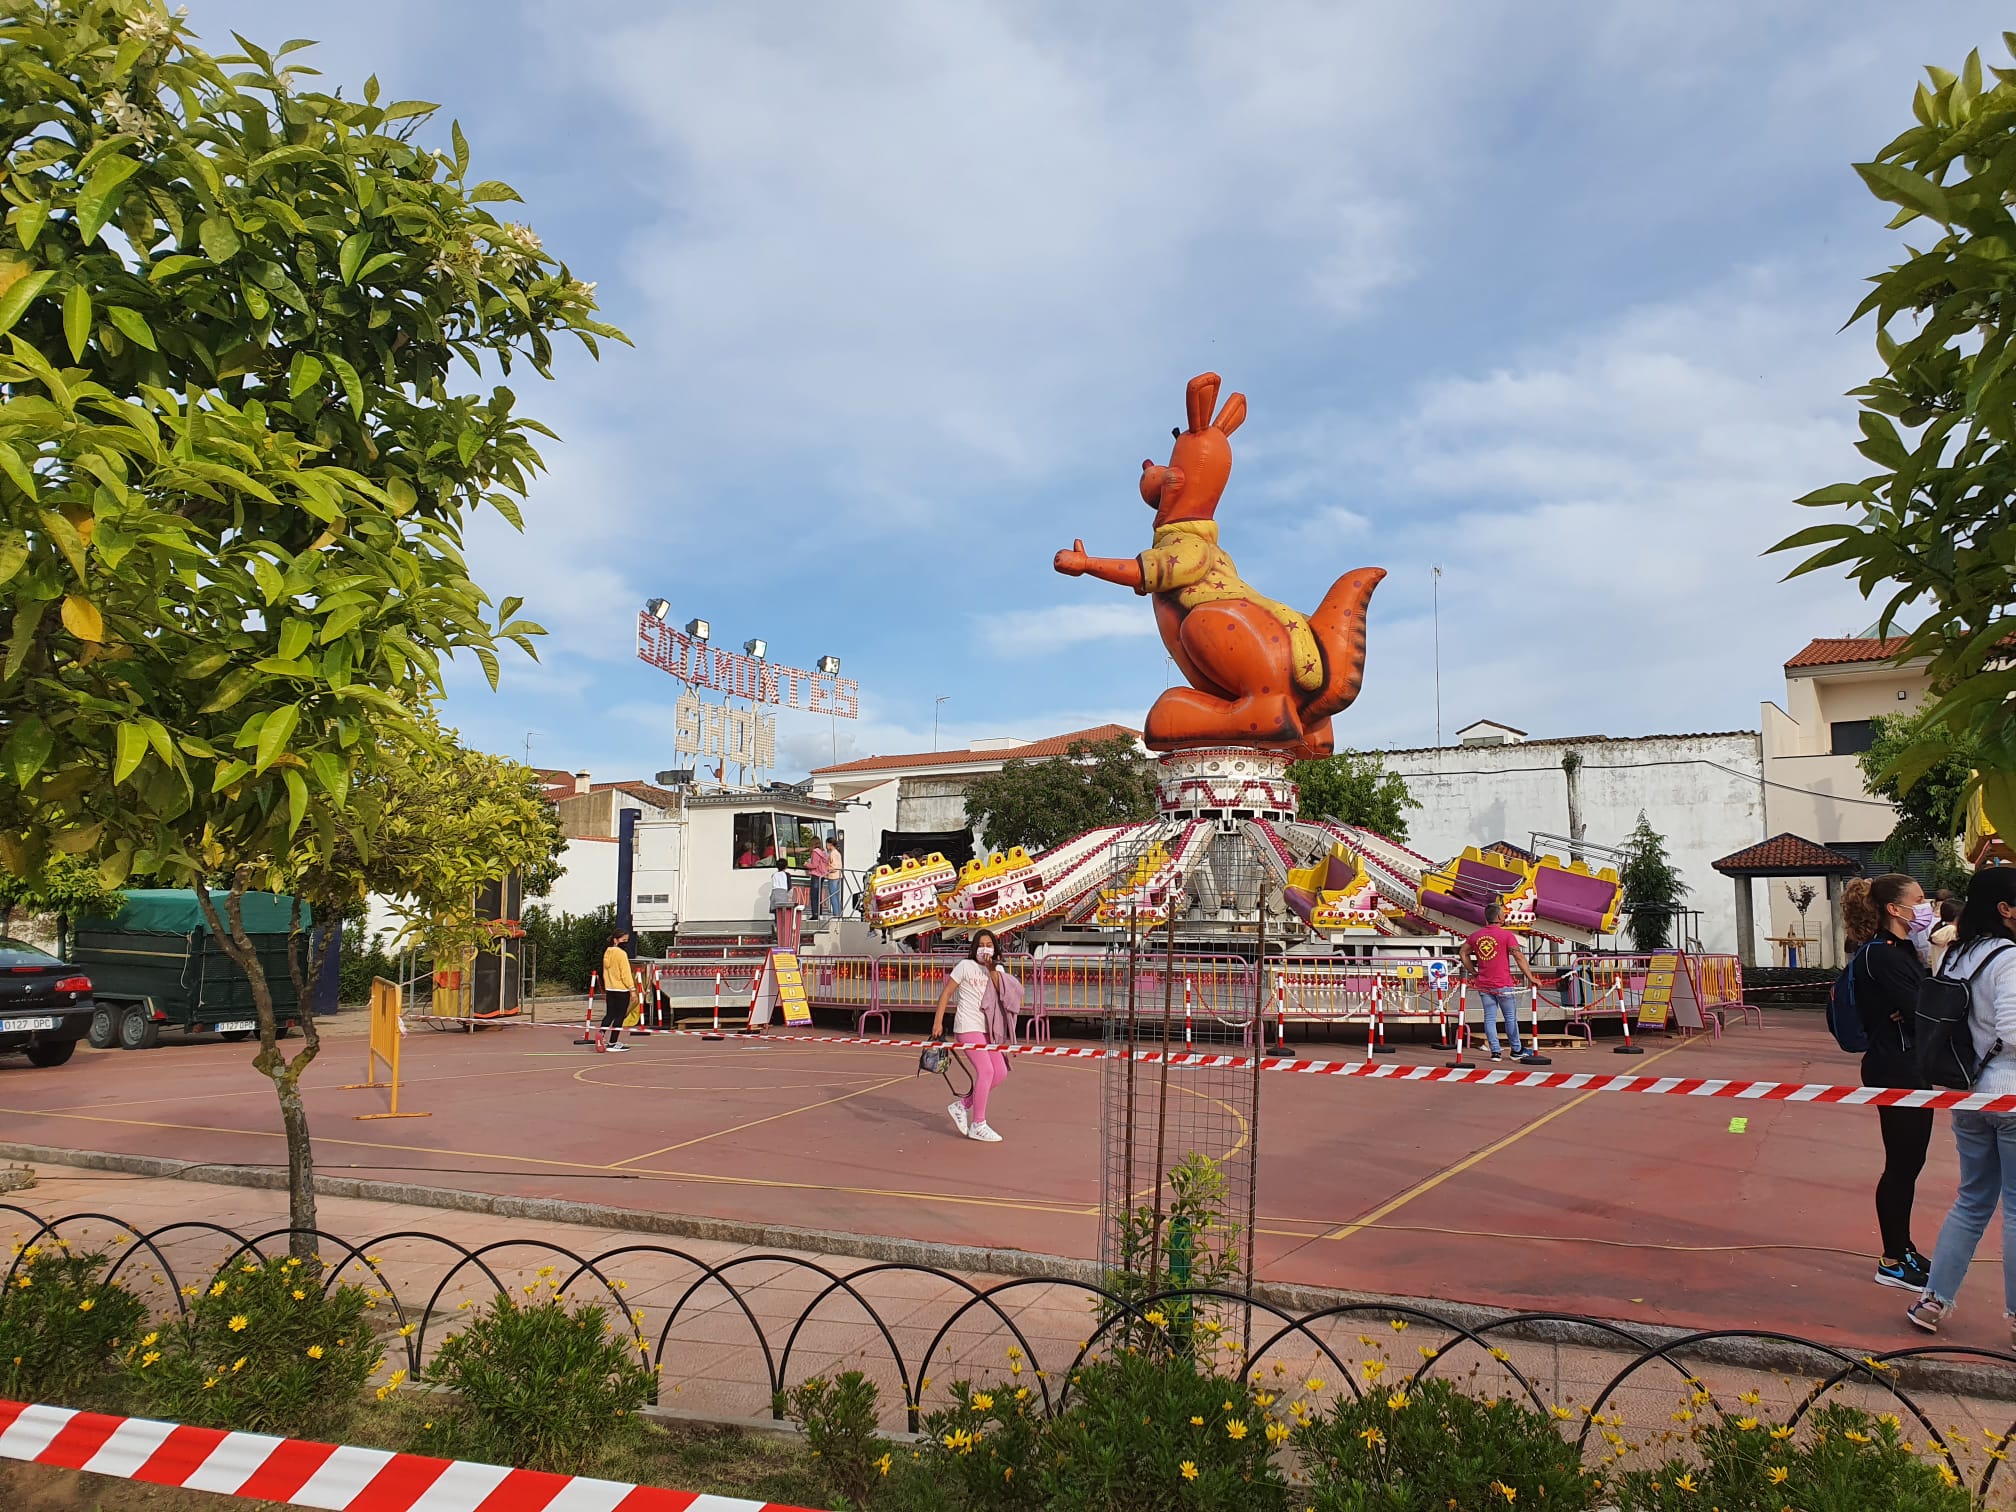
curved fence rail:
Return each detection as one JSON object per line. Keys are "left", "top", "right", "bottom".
{"left": 11, "top": 1203, "right": 2012, "bottom": 1499}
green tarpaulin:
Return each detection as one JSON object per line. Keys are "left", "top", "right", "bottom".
{"left": 79, "top": 889, "right": 308, "bottom": 936}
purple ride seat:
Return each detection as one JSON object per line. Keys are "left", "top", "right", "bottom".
{"left": 1424, "top": 855, "right": 1525, "bottom": 927}
{"left": 1285, "top": 850, "right": 1358, "bottom": 925}
{"left": 1532, "top": 867, "right": 1617, "bottom": 932}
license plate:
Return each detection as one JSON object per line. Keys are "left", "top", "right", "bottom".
{"left": 214, "top": 1021, "right": 255, "bottom": 1033}
{"left": 4, "top": 1017, "right": 58, "bottom": 1032}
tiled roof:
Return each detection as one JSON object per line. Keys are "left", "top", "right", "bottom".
{"left": 1484, "top": 839, "right": 1536, "bottom": 864}
{"left": 583, "top": 780, "right": 685, "bottom": 811}
{"left": 1712, "top": 833, "right": 1862, "bottom": 875}
{"left": 1784, "top": 637, "right": 1914, "bottom": 670}
{"left": 1376, "top": 730, "right": 1757, "bottom": 758}
{"left": 811, "top": 724, "right": 1142, "bottom": 776}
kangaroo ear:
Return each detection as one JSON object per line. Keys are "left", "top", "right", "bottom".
{"left": 1213, "top": 392, "right": 1247, "bottom": 436}
{"left": 1185, "top": 373, "right": 1221, "bottom": 434}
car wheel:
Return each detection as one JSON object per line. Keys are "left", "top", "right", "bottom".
{"left": 26, "top": 1040, "right": 75, "bottom": 1069}
{"left": 88, "top": 1005, "right": 120, "bottom": 1049}
{"left": 117, "top": 1007, "right": 160, "bottom": 1051}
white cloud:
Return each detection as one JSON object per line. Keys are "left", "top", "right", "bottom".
{"left": 977, "top": 603, "right": 1159, "bottom": 657}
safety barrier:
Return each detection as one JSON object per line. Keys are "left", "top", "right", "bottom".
{"left": 342, "top": 979, "right": 428, "bottom": 1121}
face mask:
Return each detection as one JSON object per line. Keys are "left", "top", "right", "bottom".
{"left": 1910, "top": 902, "right": 1936, "bottom": 933}
{"left": 976, "top": 947, "right": 995, "bottom": 964}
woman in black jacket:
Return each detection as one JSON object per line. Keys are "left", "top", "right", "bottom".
{"left": 1843, "top": 872, "right": 1931, "bottom": 1291}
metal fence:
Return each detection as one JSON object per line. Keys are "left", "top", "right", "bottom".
{"left": 8, "top": 1205, "right": 2016, "bottom": 1500}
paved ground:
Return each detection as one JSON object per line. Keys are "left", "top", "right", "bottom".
{"left": 0, "top": 1009, "right": 2004, "bottom": 1355}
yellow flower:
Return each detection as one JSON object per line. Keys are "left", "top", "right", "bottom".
{"left": 240, "top": 1261, "right": 257, "bottom": 1274}
{"left": 292, "top": 1289, "right": 306, "bottom": 1300}
{"left": 231, "top": 1357, "right": 246, "bottom": 1372}
{"left": 1418, "top": 1346, "right": 1438, "bottom": 1360}
{"left": 1489, "top": 1347, "right": 1510, "bottom": 1362}
{"left": 307, "top": 1345, "right": 324, "bottom": 1359}
{"left": 875, "top": 1452, "right": 892, "bottom": 1477}
{"left": 1358, "top": 1426, "right": 1384, "bottom": 1447}
{"left": 397, "top": 1323, "right": 417, "bottom": 1338}
{"left": 228, "top": 1316, "right": 248, "bottom": 1332}
{"left": 284, "top": 1257, "right": 302, "bottom": 1269}
{"left": 202, "top": 1377, "right": 218, "bottom": 1389}
{"left": 1845, "top": 1430, "right": 1871, "bottom": 1446}
{"left": 1938, "top": 1464, "right": 1961, "bottom": 1489}
{"left": 1549, "top": 1405, "right": 1571, "bottom": 1421}
{"left": 1672, "top": 1410, "right": 1694, "bottom": 1423}
{"left": 1255, "top": 1391, "right": 1276, "bottom": 1409}
{"left": 76, "top": 1299, "right": 94, "bottom": 1312}
{"left": 1180, "top": 1461, "right": 1199, "bottom": 1481}
{"left": 1737, "top": 1417, "right": 1759, "bottom": 1431}
{"left": 1226, "top": 1419, "right": 1248, "bottom": 1441}
{"left": 1767, "top": 1466, "right": 1789, "bottom": 1485}
{"left": 1191, "top": 1416, "right": 1205, "bottom": 1426}
{"left": 141, "top": 1332, "right": 158, "bottom": 1347}
{"left": 1674, "top": 1473, "right": 1698, "bottom": 1493}
{"left": 1307, "top": 1376, "right": 1327, "bottom": 1392}
{"left": 1490, "top": 1483, "right": 1516, "bottom": 1504}
{"left": 1143, "top": 1309, "right": 1167, "bottom": 1328}
{"left": 140, "top": 1350, "right": 161, "bottom": 1367}
{"left": 971, "top": 1392, "right": 994, "bottom": 1412}
{"left": 1739, "top": 1390, "right": 1762, "bottom": 1407}
{"left": 1770, "top": 1425, "right": 1794, "bottom": 1441}
{"left": 13, "top": 1277, "right": 28, "bottom": 1289}
{"left": 1389, "top": 1319, "right": 1409, "bottom": 1331}
{"left": 1386, "top": 1391, "right": 1409, "bottom": 1411}
{"left": 536, "top": 1265, "right": 557, "bottom": 1278}
{"left": 1360, "top": 1361, "right": 1385, "bottom": 1382}
{"left": 209, "top": 1280, "right": 228, "bottom": 1298}
{"left": 1265, "top": 1420, "right": 1291, "bottom": 1446}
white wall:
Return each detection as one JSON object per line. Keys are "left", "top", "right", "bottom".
{"left": 1373, "top": 734, "right": 1768, "bottom": 955}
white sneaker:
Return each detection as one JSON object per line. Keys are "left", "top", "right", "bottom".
{"left": 948, "top": 1101, "right": 970, "bottom": 1137}
{"left": 968, "top": 1122, "right": 1003, "bottom": 1143}
{"left": 607, "top": 1043, "right": 629, "bottom": 1053}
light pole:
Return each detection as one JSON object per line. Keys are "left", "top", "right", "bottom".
{"left": 1431, "top": 565, "right": 1443, "bottom": 749}
{"left": 934, "top": 695, "right": 950, "bottom": 751}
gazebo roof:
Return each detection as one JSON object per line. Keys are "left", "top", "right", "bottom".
{"left": 1713, "top": 833, "right": 1862, "bottom": 878}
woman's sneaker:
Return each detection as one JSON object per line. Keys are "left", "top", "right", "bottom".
{"left": 1907, "top": 1294, "right": 1949, "bottom": 1333}
{"left": 1875, "top": 1254, "right": 1930, "bottom": 1291}
{"left": 968, "top": 1122, "right": 1004, "bottom": 1143}
{"left": 947, "top": 1101, "right": 970, "bottom": 1138}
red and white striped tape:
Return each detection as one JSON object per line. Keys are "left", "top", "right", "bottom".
{"left": 0, "top": 1399, "right": 822, "bottom": 1512}
{"left": 631, "top": 1025, "right": 2016, "bottom": 1113}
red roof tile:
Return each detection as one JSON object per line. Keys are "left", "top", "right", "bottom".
{"left": 1712, "top": 833, "right": 1862, "bottom": 875}
{"left": 1784, "top": 637, "right": 1914, "bottom": 670}
{"left": 811, "top": 724, "right": 1142, "bottom": 776}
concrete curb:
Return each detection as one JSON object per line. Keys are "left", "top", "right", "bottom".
{"left": 6, "top": 1140, "right": 2014, "bottom": 1403}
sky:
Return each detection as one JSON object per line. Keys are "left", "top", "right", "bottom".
{"left": 197, "top": 0, "right": 2005, "bottom": 779}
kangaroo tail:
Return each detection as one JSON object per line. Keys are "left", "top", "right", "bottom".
{"left": 1300, "top": 567, "right": 1386, "bottom": 724}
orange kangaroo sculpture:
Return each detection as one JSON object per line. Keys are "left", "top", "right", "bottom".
{"left": 1054, "top": 373, "right": 1383, "bottom": 761}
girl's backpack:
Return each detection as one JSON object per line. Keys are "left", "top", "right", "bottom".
{"left": 1914, "top": 941, "right": 2016, "bottom": 1091}
{"left": 1827, "top": 943, "right": 1874, "bottom": 1054}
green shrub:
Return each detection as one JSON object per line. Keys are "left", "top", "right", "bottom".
{"left": 786, "top": 1370, "right": 907, "bottom": 1510}
{"left": 1295, "top": 1374, "right": 1595, "bottom": 1511}
{"left": 130, "top": 1255, "right": 379, "bottom": 1439}
{"left": 916, "top": 1378, "right": 1045, "bottom": 1510}
{"left": 0, "top": 1242, "right": 148, "bottom": 1406}
{"left": 1102, "top": 1153, "right": 1246, "bottom": 1356}
{"left": 1033, "top": 1348, "right": 1289, "bottom": 1511}
{"left": 1611, "top": 1402, "right": 1973, "bottom": 1512}
{"left": 419, "top": 1285, "right": 656, "bottom": 1476}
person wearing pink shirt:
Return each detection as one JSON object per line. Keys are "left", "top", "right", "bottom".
{"left": 1460, "top": 900, "right": 1545, "bottom": 1061}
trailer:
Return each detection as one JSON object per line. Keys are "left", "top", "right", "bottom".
{"left": 69, "top": 890, "right": 316, "bottom": 1050}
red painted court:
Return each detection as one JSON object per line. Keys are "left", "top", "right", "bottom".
{"left": 0, "top": 1009, "right": 1998, "bottom": 1354}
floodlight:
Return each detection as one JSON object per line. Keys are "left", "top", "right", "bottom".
{"left": 817, "top": 655, "right": 841, "bottom": 675}
{"left": 686, "top": 618, "right": 711, "bottom": 642}
{"left": 744, "top": 638, "right": 768, "bottom": 659}
{"left": 643, "top": 598, "right": 670, "bottom": 622}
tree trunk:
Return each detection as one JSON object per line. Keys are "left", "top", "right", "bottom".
{"left": 194, "top": 872, "right": 322, "bottom": 1258}
{"left": 1562, "top": 751, "right": 1585, "bottom": 866}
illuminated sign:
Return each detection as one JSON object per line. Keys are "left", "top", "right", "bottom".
{"left": 637, "top": 614, "right": 859, "bottom": 718}
{"left": 673, "top": 693, "right": 776, "bottom": 768}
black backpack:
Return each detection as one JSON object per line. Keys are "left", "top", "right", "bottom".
{"left": 1826, "top": 942, "right": 1876, "bottom": 1054}
{"left": 1914, "top": 941, "right": 2016, "bottom": 1091}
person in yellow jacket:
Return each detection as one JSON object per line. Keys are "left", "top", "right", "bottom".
{"left": 599, "top": 930, "right": 636, "bottom": 1053}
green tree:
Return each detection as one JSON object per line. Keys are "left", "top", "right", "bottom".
{"left": 963, "top": 736, "right": 1157, "bottom": 852}
{"left": 1619, "top": 812, "right": 1689, "bottom": 951}
{"left": 0, "top": 851, "right": 122, "bottom": 946}
{"left": 0, "top": 3, "right": 620, "bottom": 1250}
{"left": 1771, "top": 39, "right": 2016, "bottom": 843}
{"left": 1286, "top": 750, "right": 1420, "bottom": 840}
{"left": 1859, "top": 709, "right": 1976, "bottom": 891}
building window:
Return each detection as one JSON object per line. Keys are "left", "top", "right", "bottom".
{"left": 1829, "top": 720, "right": 1876, "bottom": 756}
{"left": 732, "top": 813, "right": 835, "bottom": 870}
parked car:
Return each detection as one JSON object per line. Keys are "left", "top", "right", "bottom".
{"left": 70, "top": 889, "right": 320, "bottom": 1049}
{"left": 0, "top": 937, "right": 96, "bottom": 1067}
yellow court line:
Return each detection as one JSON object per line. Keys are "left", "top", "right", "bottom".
{"left": 603, "top": 1072, "right": 916, "bottom": 1167}
{"left": 1322, "top": 1040, "right": 1689, "bottom": 1242}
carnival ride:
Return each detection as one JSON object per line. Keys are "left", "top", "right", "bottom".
{"left": 859, "top": 370, "right": 1625, "bottom": 949}
{"left": 1968, "top": 779, "right": 2011, "bottom": 868}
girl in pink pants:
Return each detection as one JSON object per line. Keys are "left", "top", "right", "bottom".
{"left": 931, "top": 929, "right": 1010, "bottom": 1143}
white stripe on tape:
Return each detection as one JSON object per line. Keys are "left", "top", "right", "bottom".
{"left": 184, "top": 1431, "right": 286, "bottom": 1497}
{"left": 0, "top": 1403, "right": 74, "bottom": 1462}
{"left": 687, "top": 1495, "right": 779, "bottom": 1511}
{"left": 79, "top": 1415, "right": 177, "bottom": 1479}
{"left": 287, "top": 1443, "right": 398, "bottom": 1509}
{"left": 536, "top": 1476, "right": 642, "bottom": 1512}
{"left": 402, "top": 1457, "right": 516, "bottom": 1512}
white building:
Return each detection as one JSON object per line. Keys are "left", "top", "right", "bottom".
{"left": 1369, "top": 725, "right": 1769, "bottom": 956}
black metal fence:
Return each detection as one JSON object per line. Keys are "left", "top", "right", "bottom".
{"left": 7, "top": 1203, "right": 2016, "bottom": 1500}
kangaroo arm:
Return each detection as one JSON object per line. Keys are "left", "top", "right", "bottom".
{"left": 1082, "top": 554, "right": 1146, "bottom": 590}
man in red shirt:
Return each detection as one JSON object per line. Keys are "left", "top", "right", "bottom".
{"left": 1460, "top": 900, "right": 1546, "bottom": 1061}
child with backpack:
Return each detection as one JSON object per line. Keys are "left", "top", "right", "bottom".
{"left": 1905, "top": 867, "right": 2016, "bottom": 1336}
{"left": 1834, "top": 874, "right": 1932, "bottom": 1292}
